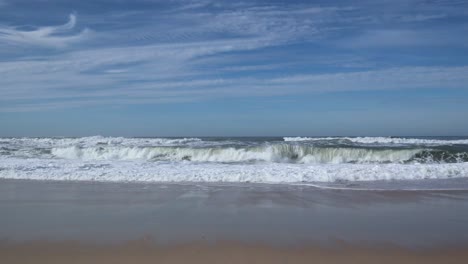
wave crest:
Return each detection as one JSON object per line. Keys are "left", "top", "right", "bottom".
{"left": 50, "top": 144, "right": 441, "bottom": 164}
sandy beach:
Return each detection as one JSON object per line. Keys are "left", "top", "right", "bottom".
{"left": 1, "top": 179, "right": 468, "bottom": 263}
{"left": 2, "top": 0, "right": 468, "bottom": 261}
{"left": 2, "top": 240, "right": 468, "bottom": 264}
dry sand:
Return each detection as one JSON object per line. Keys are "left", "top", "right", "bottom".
{"left": 2, "top": 240, "right": 468, "bottom": 264}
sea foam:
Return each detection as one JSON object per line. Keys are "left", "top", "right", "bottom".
{"left": 1, "top": 136, "right": 468, "bottom": 185}
{"left": 284, "top": 137, "right": 468, "bottom": 145}
{"left": 1, "top": 157, "right": 468, "bottom": 184}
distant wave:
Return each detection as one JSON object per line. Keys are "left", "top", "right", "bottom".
{"left": 0, "top": 136, "right": 203, "bottom": 147}
{"left": 284, "top": 137, "right": 468, "bottom": 145}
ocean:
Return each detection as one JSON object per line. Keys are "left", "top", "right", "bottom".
{"left": 1, "top": 136, "right": 468, "bottom": 189}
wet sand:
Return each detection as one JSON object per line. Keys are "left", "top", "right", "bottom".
{"left": 1, "top": 179, "right": 468, "bottom": 263}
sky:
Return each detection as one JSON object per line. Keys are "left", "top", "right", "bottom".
{"left": 0, "top": 0, "right": 468, "bottom": 137}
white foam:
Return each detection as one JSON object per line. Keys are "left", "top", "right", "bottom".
{"left": 49, "top": 145, "right": 424, "bottom": 164}
{"left": 284, "top": 137, "right": 468, "bottom": 145}
{"left": 1, "top": 157, "right": 467, "bottom": 183}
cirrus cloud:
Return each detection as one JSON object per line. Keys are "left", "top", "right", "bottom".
{"left": 0, "top": 14, "right": 91, "bottom": 48}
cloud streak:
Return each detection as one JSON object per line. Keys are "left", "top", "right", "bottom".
{"left": 0, "top": 14, "right": 90, "bottom": 48}
{"left": 0, "top": 0, "right": 467, "bottom": 113}
{"left": 344, "top": 29, "right": 468, "bottom": 48}
{"left": 1, "top": 39, "right": 467, "bottom": 112}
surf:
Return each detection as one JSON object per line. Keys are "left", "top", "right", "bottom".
{"left": 49, "top": 145, "right": 434, "bottom": 164}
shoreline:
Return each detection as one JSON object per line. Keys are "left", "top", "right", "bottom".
{"left": 2, "top": 177, "right": 468, "bottom": 191}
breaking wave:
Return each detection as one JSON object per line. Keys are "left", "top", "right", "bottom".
{"left": 2, "top": 136, "right": 468, "bottom": 185}
{"left": 49, "top": 145, "right": 468, "bottom": 164}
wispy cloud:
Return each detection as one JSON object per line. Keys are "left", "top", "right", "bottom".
{"left": 398, "top": 14, "right": 447, "bottom": 22}
{"left": 0, "top": 0, "right": 467, "bottom": 113}
{"left": 1, "top": 38, "right": 467, "bottom": 112}
{"left": 0, "top": 14, "right": 90, "bottom": 48}
{"left": 343, "top": 28, "right": 468, "bottom": 48}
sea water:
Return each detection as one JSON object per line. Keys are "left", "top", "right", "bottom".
{"left": 1, "top": 136, "right": 468, "bottom": 189}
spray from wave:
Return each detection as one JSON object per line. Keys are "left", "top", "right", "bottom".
{"left": 49, "top": 145, "right": 468, "bottom": 164}
{"left": 1, "top": 136, "right": 468, "bottom": 185}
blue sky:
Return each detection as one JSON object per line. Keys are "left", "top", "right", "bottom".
{"left": 0, "top": 0, "right": 468, "bottom": 137}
